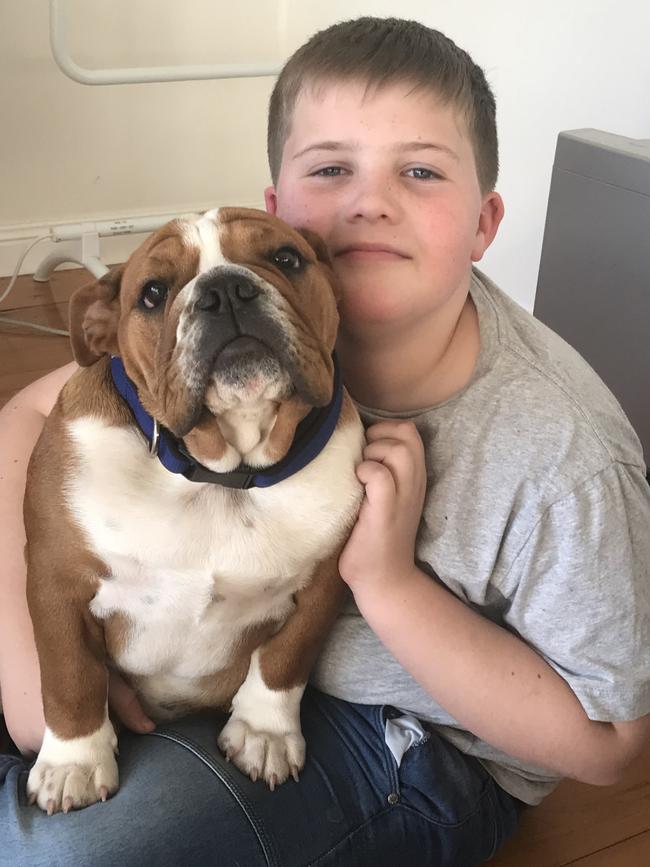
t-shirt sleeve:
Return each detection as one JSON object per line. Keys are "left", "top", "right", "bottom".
{"left": 503, "top": 461, "right": 650, "bottom": 722}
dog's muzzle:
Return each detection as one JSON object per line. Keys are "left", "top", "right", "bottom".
{"left": 192, "top": 268, "right": 283, "bottom": 357}
{"left": 185, "top": 267, "right": 292, "bottom": 387}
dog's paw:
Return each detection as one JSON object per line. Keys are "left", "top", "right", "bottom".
{"left": 217, "top": 716, "right": 305, "bottom": 789}
{"left": 27, "top": 756, "right": 119, "bottom": 814}
{"left": 27, "top": 718, "right": 119, "bottom": 814}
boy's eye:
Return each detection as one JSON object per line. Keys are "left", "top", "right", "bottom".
{"left": 312, "top": 166, "right": 345, "bottom": 177}
{"left": 405, "top": 167, "right": 440, "bottom": 180}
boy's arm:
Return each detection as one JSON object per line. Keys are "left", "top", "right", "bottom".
{"left": 0, "top": 363, "right": 77, "bottom": 753}
{"left": 340, "top": 420, "right": 650, "bottom": 786}
{"left": 355, "top": 564, "right": 650, "bottom": 786}
{"left": 0, "top": 362, "right": 155, "bottom": 754}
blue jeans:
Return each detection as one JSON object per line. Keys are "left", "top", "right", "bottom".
{"left": 1, "top": 688, "right": 521, "bottom": 866}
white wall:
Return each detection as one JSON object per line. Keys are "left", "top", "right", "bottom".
{"left": 1, "top": 0, "right": 649, "bottom": 310}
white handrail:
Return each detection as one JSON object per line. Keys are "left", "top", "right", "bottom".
{"left": 50, "top": 0, "right": 282, "bottom": 86}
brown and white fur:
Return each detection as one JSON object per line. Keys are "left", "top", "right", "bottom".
{"left": 24, "top": 207, "right": 364, "bottom": 814}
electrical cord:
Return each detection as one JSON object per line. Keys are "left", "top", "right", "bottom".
{"left": 0, "top": 316, "right": 70, "bottom": 336}
{"left": 0, "top": 235, "right": 71, "bottom": 336}
{"left": 0, "top": 235, "right": 48, "bottom": 305}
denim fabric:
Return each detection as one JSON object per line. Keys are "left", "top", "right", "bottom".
{"left": 1, "top": 688, "right": 521, "bottom": 866}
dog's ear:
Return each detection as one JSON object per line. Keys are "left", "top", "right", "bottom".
{"left": 297, "top": 227, "right": 341, "bottom": 302}
{"left": 69, "top": 266, "right": 124, "bottom": 366}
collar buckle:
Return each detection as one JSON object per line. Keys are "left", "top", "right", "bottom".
{"left": 182, "top": 461, "right": 257, "bottom": 488}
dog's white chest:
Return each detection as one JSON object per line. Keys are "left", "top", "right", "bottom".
{"left": 65, "top": 417, "right": 362, "bottom": 688}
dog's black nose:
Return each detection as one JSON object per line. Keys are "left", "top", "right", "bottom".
{"left": 195, "top": 270, "right": 260, "bottom": 313}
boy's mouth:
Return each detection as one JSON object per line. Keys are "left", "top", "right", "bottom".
{"left": 335, "top": 242, "right": 411, "bottom": 260}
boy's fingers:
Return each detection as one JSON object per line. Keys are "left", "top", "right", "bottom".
{"left": 365, "top": 420, "right": 420, "bottom": 444}
{"left": 363, "top": 438, "right": 417, "bottom": 465}
{"left": 356, "top": 459, "right": 396, "bottom": 509}
{"left": 362, "top": 439, "right": 422, "bottom": 490}
{"left": 108, "top": 671, "right": 155, "bottom": 734}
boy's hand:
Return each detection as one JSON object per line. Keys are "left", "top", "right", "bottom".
{"left": 108, "top": 671, "right": 156, "bottom": 734}
{"left": 339, "top": 421, "right": 427, "bottom": 595}
{"left": 4, "top": 671, "right": 154, "bottom": 756}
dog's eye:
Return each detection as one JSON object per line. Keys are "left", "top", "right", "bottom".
{"left": 139, "top": 280, "right": 169, "bottom": 311}
{"left": 272, "top": 246, "right": 303, "bottom": 271}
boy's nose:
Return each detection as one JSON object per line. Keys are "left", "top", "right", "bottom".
{"left": 345, "top": 178, "right": 400, "bottom": 223}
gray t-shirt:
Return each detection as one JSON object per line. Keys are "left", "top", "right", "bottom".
{"left": 312, "top": 268, "right": 650, "bottom": 805}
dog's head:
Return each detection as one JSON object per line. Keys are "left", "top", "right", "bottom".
{"left": 69, "top": 207, "right": 341, "bottom": 470}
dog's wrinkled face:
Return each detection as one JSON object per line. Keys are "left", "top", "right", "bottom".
{"left": 69, "top": 208, "right": 340, "bottom": 465}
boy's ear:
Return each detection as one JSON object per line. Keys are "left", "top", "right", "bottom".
{"left": 68, "top": 266, "right": 124, "bottom": 366}
{"left": 471, "top": 192, "right": 505, "bottom": 262}
{"left": 264, "top": 186, "right": 278, "bottom": 215}
{"left": 297, "top": 227, "right": 341, "bottom": 302}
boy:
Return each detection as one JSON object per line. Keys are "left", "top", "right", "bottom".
{"left": 1, "top": 16, "right": 649, "bottom": 867}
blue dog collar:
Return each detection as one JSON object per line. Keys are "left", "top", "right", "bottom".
{"left": 109, "top": 354, "right": 343, "bottom": 489}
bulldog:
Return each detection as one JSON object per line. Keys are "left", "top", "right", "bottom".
{"left": 24, "top": 207, "right": 364, "bottom": 814}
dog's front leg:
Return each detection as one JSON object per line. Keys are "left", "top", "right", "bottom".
{"left": 218, "top": 549, "right": 347, "bottom": 788}
{"left": 26, "top": 575, "right": 118, "bottom": 814}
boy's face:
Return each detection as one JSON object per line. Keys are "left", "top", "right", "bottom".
{"left": 265, "top": 79, "right": 503, "bottom": 338}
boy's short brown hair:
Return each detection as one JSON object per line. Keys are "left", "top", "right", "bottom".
{"left": 267, "top": 17, "right": 498, "bottom": 194}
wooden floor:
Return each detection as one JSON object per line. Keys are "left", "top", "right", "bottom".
{"left": 2, "top": 267, "right": 650, "bottom": 865}
{"left": 0, "top": 267, "right": 81, "bottom": 405}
